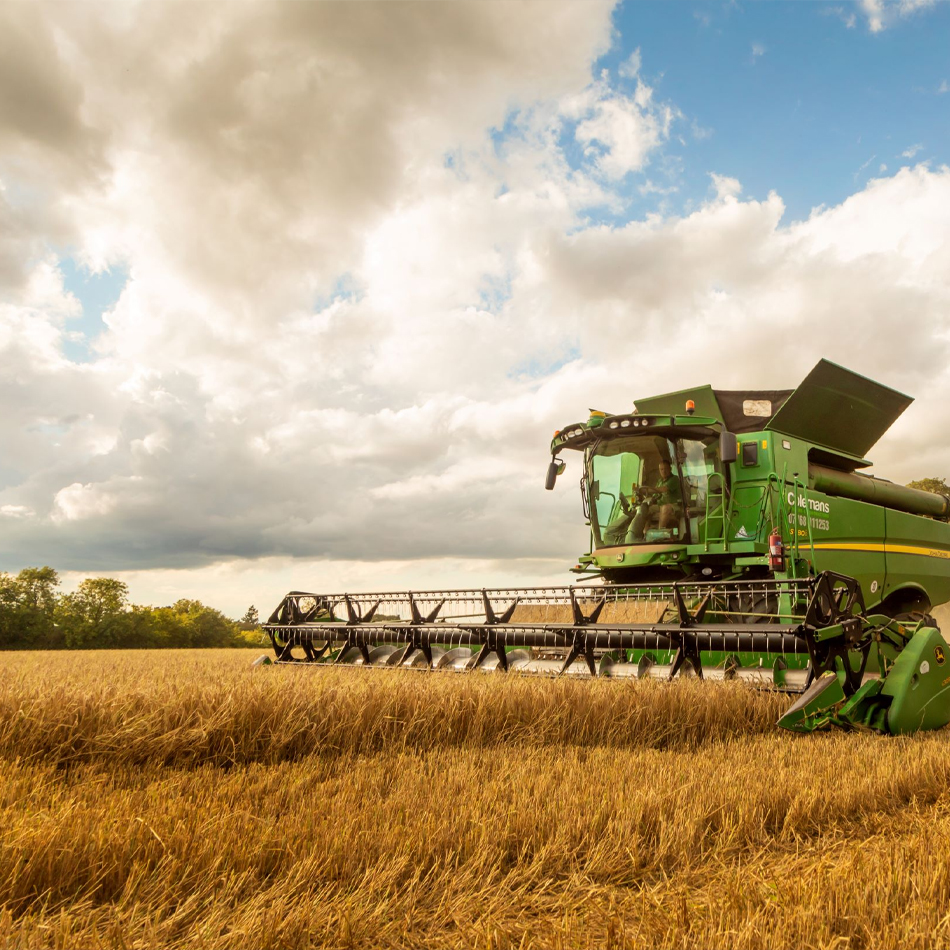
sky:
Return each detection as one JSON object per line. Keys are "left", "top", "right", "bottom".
{"left": 1, "top": 0, "right": 949, "bottom": 618}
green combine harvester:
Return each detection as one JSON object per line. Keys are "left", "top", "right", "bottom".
{"left": 263, "top": 359, "right": 950, "bottom": 735}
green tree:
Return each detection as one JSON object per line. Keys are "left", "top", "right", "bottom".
{"left": 0, "top": 568, "right": 254, "bottom": 650}
{"left": 0, "top": 567, "right": 61, "bottom": 648}
{"left": 56, "top": 578, "right": 131, "bottom": 648}
{"left": 907, "top": 477, "right": 950, "bottom": 496}
{"left": 146, "top": 599, "right": 244, "bottom": 648}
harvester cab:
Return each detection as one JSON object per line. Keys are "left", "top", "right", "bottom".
{"left": 264, "top": 359, "right": 950, "bottom": 736}
{"left": 549, "top": 359, "right": 950, "bottom": 615}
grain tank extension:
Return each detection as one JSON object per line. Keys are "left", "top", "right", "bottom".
{"left": 263, "top": 360, "right": 950, "bottom": 735}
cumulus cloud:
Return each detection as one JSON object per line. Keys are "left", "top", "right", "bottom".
{"left": 859, "top": 0, "right": 937, "bottom": 31}
{"left": 564, "top": 71, "right": 676, "bottom": 181}
{"left": 3, "top": 3, "right": 950, "bottom": 614}
{"left": 861, "top": 0, "right": 887, "bottom": 31}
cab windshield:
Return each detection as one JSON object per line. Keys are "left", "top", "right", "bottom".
{"left": 587, "top": 434, "right": 721, "bottom": 547}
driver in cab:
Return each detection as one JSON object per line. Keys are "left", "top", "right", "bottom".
{"left": 628, "top": 458, "right": 682, "bottom": 541}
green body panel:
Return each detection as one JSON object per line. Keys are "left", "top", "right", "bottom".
{"left": 883, "top": 626, "right": 950, "bottom": 734}
{"left": 806, "top": 496, "right": 886, "bottom": 608}
{"left": 882, "top": 509, "right": 950, "bottom": 610}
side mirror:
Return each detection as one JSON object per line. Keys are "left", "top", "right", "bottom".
{"left": 720, "top": 430, "right": 738, "bottom": 464}
{"left": 545, "top": 458, "right": 566, "bottom": 490}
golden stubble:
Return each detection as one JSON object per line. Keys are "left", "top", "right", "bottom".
{"left": 1, "top": 650, "right": 949, "bottom": 949}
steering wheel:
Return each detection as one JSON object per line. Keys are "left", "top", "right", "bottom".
{"left": 621, "top": 487, "right": 658, "bottom": 513}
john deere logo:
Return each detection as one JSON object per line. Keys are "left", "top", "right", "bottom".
{"left": 936, "top": 645, "right": 946, "bottom": 666}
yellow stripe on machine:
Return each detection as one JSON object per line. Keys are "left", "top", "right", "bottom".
{"left": 810, "top": 541, "right": 950, "bottom": 560}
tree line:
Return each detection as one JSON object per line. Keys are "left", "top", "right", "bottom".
{"left": 0, "top": 567, "right": 264, "bottom": 650}
{"left": 907, "top": 477, "right": 950, "bottom": 496}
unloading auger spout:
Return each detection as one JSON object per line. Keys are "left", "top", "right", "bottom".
{"left": 263, "top": 359, "right": 950, "bottom": 736}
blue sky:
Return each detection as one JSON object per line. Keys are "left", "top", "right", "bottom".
{"left": 598, "top": 1, "right": 950, "bottom": 222}
{"left": 59, "top": 259, "right": 128, "bottom": 362}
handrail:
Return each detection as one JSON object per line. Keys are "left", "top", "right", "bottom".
{"left": 703, "top": 472, "right": 727, "bottom": 550}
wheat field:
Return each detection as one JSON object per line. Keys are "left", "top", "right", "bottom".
{"left": 2, "top": 650, "right": 950, "bottom": 949}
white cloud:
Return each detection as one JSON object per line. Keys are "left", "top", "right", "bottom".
{"left": 3, "top": 1, "right": 950, "bottom": 617}
{"left": 618, "top": 47, "right": 641, "bottom": 79}
{"left": 938, "top": 80, "right": 949, "bottom": 94}
{"left": 0, "top": 505, "right": 33, "bottom": 519}
{"left": 859, "top": 0, "right": 937, "bottom": 31}
{"left": 861, "top": 0, "right": 886, "bottom": 31}
{"left": 709, "top": 173, "right": 742, "bottom": 200}
{"left": 639, "top": 179, "right": 679, "bottom": 197}
{"left": 52, "top": 483, "right": 118, "bottom": 523}
{"left": 751, "top": 42, "right": 766, "bottom": 60}
{"left": 566, "top": 72, "right": 676, "bottom": 181}
{"left": 902, "top": 143, "right": 924, "bottom": 158}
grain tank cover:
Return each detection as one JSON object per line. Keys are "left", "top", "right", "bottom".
{"left": 765, "top": 359, "right": 912, "bottom": 458}
{"left": 712, "top": 389, "right": 794, "bottom": 433}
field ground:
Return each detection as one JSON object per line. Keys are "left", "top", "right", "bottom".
{"left": 2, "top": 650, "right": 950, "bottom": 949}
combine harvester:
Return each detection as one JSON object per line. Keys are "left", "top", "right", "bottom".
{"left": 263, "top": 360, "right": 950, "bottom": 734}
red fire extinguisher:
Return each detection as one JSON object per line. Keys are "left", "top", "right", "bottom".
{"left": 768, "top": 527, "right": 785, "bottom": 571}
